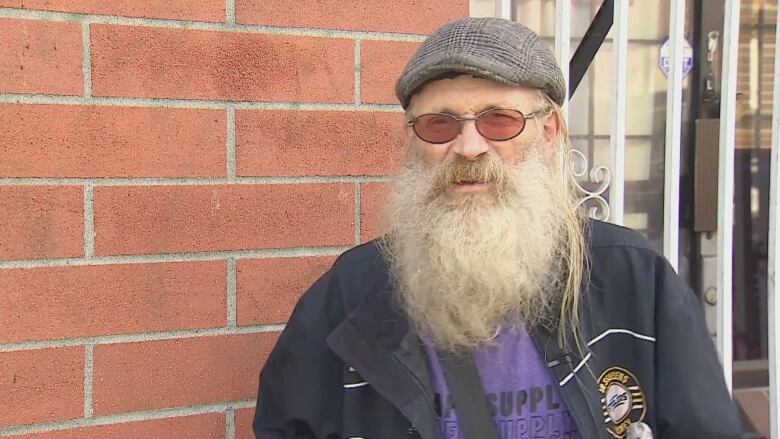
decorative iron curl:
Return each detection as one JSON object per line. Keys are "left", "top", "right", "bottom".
{"left": 566, "top": 149, "right": 611, "bottom": 221}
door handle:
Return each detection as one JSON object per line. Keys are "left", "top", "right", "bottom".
{"left": 704, "top": 31, "right": 720, "bottom": 103}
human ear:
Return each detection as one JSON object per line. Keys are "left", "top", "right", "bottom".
{"left": 541, "top": 109, "right": 562, "bottom": 146}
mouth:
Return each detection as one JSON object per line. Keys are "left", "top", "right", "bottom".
{"left": 451, "top": 180, "right": 491, "bottom": 193}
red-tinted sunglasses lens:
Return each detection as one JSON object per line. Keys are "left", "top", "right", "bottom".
{"left": 476, "top": 109, "right": 526, "bottom": 141}
{"left": 412, "top": 113, "right": 460, "bottom": 144}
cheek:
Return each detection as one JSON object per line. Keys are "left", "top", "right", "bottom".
{"left": 494, "top": 130, "right": 546, "bottom": 164}
{"left": 413, "top": 140, "right": 448, "bottom": 166}
{"left": 493, "top": 141, "right": 528, "bottom": 165}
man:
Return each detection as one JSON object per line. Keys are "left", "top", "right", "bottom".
{"left": 253, "top": 17, "right": 743, "bottom": 438}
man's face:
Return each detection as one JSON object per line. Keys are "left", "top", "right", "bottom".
{"left": 405, "top": 75, "right": 557, "bottom": 199}
{"left": 383, "top": 75, "right": 575, "bottom": 351}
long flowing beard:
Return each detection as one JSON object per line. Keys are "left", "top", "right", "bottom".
{"left": 380, "top": 150, "right": 576, "bottom": 352}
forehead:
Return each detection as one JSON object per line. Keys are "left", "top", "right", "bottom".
{"left": 407, "top": 75, "right": 540, "bottom": 114}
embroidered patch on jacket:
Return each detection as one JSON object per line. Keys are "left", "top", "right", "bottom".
{"left": 598, "top": 366, "right": 646, "bottom": 438}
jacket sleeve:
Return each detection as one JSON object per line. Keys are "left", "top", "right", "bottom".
{"left": 653, "top": 255, "right": 745, "bottom": 438}
{"left": 252, "top": 270, "right": 345, "bottom": 439}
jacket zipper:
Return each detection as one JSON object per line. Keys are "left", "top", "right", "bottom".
{"left": 388, "top": 347, "right": 439, "bottom": 439}
{"left": 547, "top": 354, "right": 593, "bottom": 437}
{"left": 565, "top": 355, "right": 609, "bottom": 438}
{"left": 532, "top": 328, "right": 601, "bottom": 439}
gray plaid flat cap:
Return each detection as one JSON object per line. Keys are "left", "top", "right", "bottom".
{"left": 395, "top": 17, "right": 566, "bottom": 108}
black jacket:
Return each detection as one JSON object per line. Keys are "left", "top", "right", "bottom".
{"left": 253, "top": 221, "right": 744, "bottom": 438}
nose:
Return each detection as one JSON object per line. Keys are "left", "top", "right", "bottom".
{"left": 450, "top": 120, "right": 489, "bottom": 161}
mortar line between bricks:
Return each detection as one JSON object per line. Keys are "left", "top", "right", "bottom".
{"left": 0, "top": 93, "right": 403, "bottom": 111}
{"left": 354, "top": 39, "right": 361, "bottom": 104}
{"left": 227, "top": 258, "right": 237, "bottom": 327}
{"left": 81, "top": 22, "right": 92, "bottom": 97}
{"left": 354, "top": 182, "right": 362, "bottom": 246}
{"left": 226, "top": 106, "right": 237, "bottom": 180}
{"left": 0, "top": 399, "right": 256, "bottom": 437}
{"left": 83, "top": 345, "right": 94, "bottom": 417}
{"left": 0, "top": 175, "right": 393, "bottom": 186}
{"left": 225, "top": 0, "right": 235, "bottom": 25}
{"left": 0, "top": 324, "right": 286, "bottom": 353}
{"left": 83, "top": 184, "right": 95, "bottom": 258}
{"left": 226, "top": 407, "right": 236, "bottom": 439}
{"left": 0, "top": 8, "right": 428, "bottom": 41}
{"left": 0, "top": 246, "right": 349, "bottom": 269}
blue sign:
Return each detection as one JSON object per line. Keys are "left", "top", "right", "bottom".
{"left": 659, "top": 37, "right": 694, "bottom": 78}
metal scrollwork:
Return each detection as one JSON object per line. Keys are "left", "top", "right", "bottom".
{"left": 566, "top": 149, "right": 611, "bottom": 221}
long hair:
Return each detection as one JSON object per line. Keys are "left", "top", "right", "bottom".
{"left": 536, "top": 91, "right": 590, "bottom": 352}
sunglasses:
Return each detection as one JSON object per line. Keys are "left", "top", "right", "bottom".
{"left": 407, "top": 107, "right": 549, "bottom": 144}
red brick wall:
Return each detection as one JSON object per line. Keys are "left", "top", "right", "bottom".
{"left": 0, "top": 2, "right": 467, "bottom": 437}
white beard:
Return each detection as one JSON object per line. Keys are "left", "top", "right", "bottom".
{"left": 380, "top": 149, "right": 574, "bottom": 352}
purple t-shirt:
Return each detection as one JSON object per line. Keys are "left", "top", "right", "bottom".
{"left": 425, "top": 325, "right": 580, "bottom": 439}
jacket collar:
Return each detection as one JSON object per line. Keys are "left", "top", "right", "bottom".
{"left": 326, "top": 273, "right": 439, "bottom": 439}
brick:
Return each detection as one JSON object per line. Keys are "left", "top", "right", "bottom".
{"left": 0, "top": 104, "right": 226, "bottom": 178}
{"left": 237, "top": 256, "right": 336, "bottom": 326}
{"left": 92, "top": 332, "right": 277, "bottom": 414}
{"left": 91, "top": 25, "right": 354, "bottom": 102}
{"left": 0, "top": 186, "right": 83, "bottom": 261}
{"left": 234, "top": 407, "right": 255, "bottom": 439}
{"left": 42, "top": 416, "right": 224, "bottom": 438}
{"left": 11, "top": 414, "right": 225, "bottom": 439}
{"left": 360, "top": 182, "right": 390, "bottom": 242}
{"left": 93, "top": 184, "right": 355, "bottom": 255}
{"left": 0, "top": 347, "right": 83, "bottom": 427}
{"left": 236, "top": 111, "right": 404, "bottom": 176}
{"left": 235, "top": 0, "right": 469, "bottom": 34}
{"left": 0, "top": 1, "right": 225, "bottom": 22}
{"left": 361, "top": 41, "right": 420, "bottom": 104}
{"left": 0, "top": 262, "right": 226, "bottom": 343}
{"left": 0, "top": 18, "right": 82, "bottom": 95}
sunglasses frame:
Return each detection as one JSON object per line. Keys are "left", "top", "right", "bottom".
{"left": 407, "top": 107, "right": 550, "bottom": 144}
